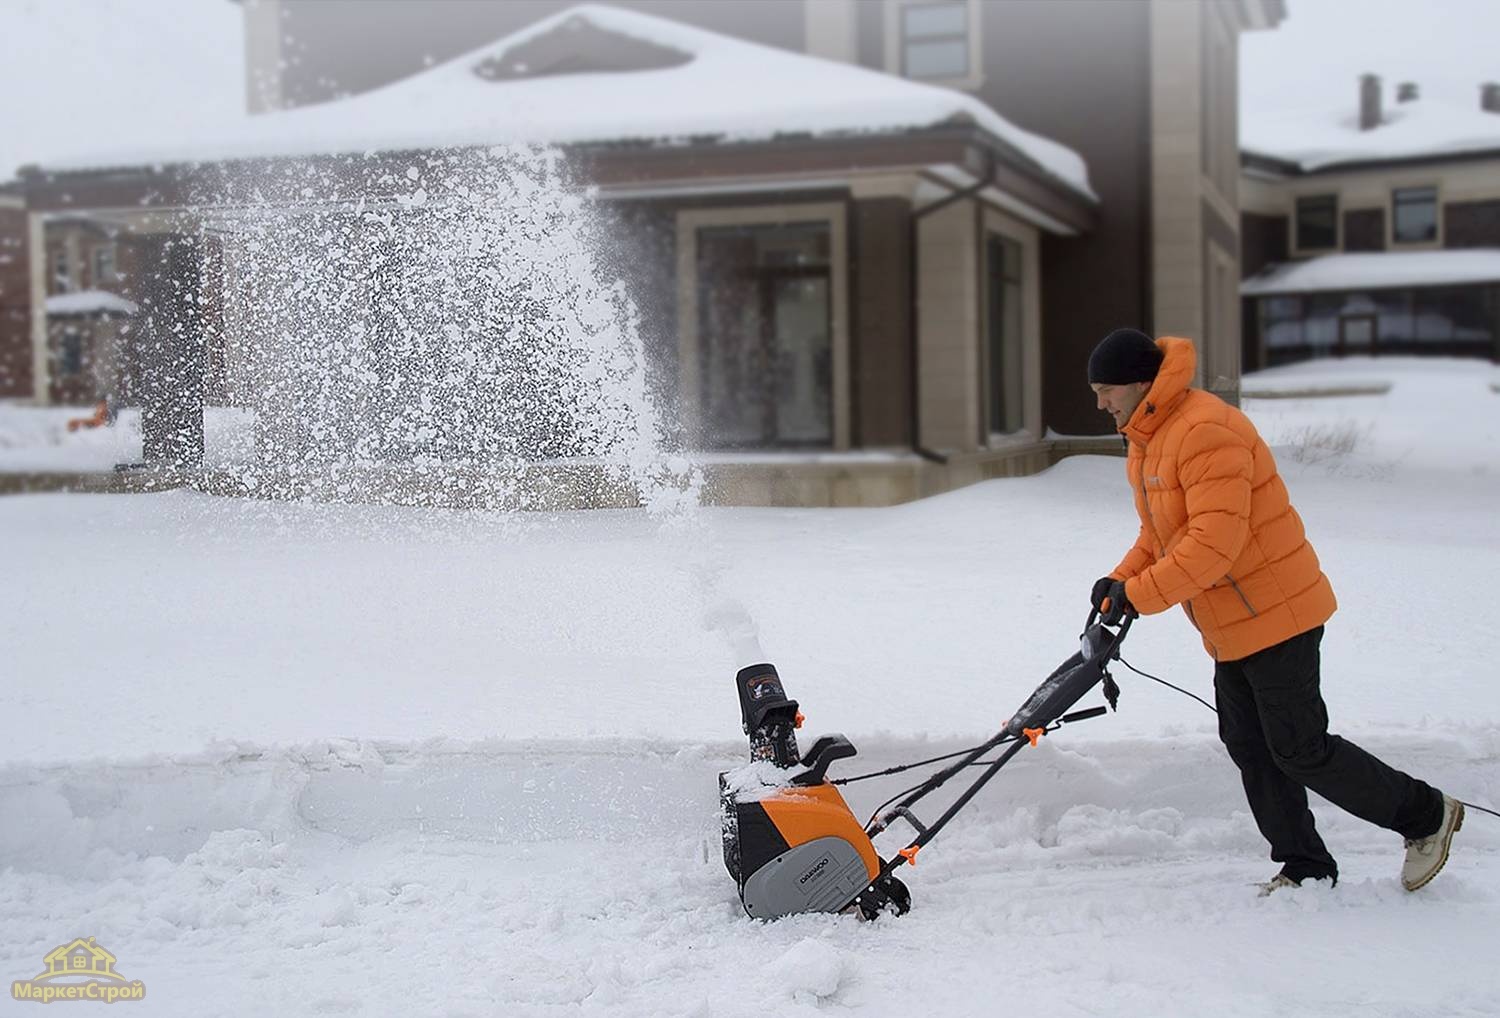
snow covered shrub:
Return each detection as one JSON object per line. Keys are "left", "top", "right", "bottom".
{"left": 1283, "top": 420, "right": 1367, "bottom": 464}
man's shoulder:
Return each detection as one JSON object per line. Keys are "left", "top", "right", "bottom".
{"left": 1159, "top": 390, "right": 1259, "bottom": 445}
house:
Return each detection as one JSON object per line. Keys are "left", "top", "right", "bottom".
{"left": 40, "top": 937, "right": 120, "bottom": 981}
{"left": 11, "top": 1, "right": 1284, "bottom": 505}
{"left": 0, "top": 190, "right": 29, "bottom": 398}
{"left": 38, "top": 215, "right": 149, "bottom": 406}
{"left": 1240, "top": 76, "right": 1500, "bottom": 367}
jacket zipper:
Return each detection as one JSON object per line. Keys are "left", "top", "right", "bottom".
{"left": 1224, "top": 574, "right": 1258, "bottom": 616}
{"left": 1138, "top": 470, "right": 1163, "bottom": 553}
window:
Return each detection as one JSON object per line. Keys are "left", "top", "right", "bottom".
{"left": 901, "top": 2, "right": 969, "bottom": 80}
{"left": 1392, "top": 186, "right": 1438, "bottom": 244}
{"left": 1295, "top": 195, "right": 1338, "bottom": 251}
{"left": 59, "top": 328, "right": 84, "bottom": 376}
{"left": 52, "top": 248, "right": 72, "bottom": 292}
{"left": 986, "top": 235, "right": 1024, "bottom": 435}
{"left": 695, "top": 222, "right": 833, "bottom": 447}
{"left": 93, "top": 245, "right": 117, "bottom": 284}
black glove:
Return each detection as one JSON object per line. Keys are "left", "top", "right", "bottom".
{"left": 1099, "top": 579, "right": 1134, "bottom": 626}
{"left": 1090, "top": 576, "right": 1115, "bottom": 613}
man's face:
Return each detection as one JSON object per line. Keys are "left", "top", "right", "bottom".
{"left": 1091, "top": 381, "right": 1150, "bottom": 430}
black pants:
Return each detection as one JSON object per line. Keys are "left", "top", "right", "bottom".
{"left": 1213, "top": 626, "right": 1444, "bottom": 883}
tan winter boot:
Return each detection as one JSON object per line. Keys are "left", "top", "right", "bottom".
{"left": 1255, "top": 873, "right": 1300, "bottom": 897}
{"left": 1401, "top": 795, "right": 1464, "bottom": 892}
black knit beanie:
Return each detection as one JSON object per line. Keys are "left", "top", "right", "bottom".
{"left": 1087, "top": 328, "right": 1163, "bottom": 385}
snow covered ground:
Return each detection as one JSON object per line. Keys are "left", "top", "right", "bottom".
{"left": 2, "top": 357, "right": 1499, "bottom": 1016}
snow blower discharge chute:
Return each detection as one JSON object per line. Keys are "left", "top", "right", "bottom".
{"left": 719, "top": 612, "right": 1132, "bottom": 920}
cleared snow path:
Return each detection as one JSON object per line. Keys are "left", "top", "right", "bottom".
{"left": 2, "top": 732, "right": 1498, "bottom": 1017}
{"left": 4, "top": 357, "right": 1499, "bottom": 1015}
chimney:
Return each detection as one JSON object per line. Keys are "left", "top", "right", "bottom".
{"left": 1483, "top": 82, "right": 1500, "bottom": 114}
{"left": 1359, "top": 73, "right": 1382, "bottom": 130}
{"left": 1396, "top": 81, "right": 1419, "bottom": 103}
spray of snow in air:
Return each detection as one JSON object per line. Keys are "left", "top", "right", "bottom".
{"left": 199, "top": 145, "right": 699, "bottom": 515}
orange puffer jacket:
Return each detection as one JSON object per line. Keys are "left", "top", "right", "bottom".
{"left": 1112, "top": 337, "right": 1336, "bottom": 661}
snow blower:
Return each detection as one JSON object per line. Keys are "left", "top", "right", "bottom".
{"left": 719, "top": 611, "right": 1133, "bottom": 920}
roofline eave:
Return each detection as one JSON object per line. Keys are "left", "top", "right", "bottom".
{"left": 18, "top": 124, "right": 1096, "bottom": 235}
{"left": 1240, "top": 144, "right": 1500, "bottom": 177}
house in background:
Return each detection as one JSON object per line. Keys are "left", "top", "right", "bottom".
{"left": 1240, "top": 76, "right": 1500, "bottom": 367}
{"left": 39, "top": 216, "right": 145, "bottom": 406}
{"left": 13, "top": 0, "right": 1284, "bottom": 505}
{"left": 0, "top": 190, "right": 30, "bottom": 399}
{"left": 239, "top": 0, "right": 1281, "bottom": 432}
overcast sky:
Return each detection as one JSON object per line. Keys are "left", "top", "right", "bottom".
{"left": 1241, "top": 0, "right": 1500, "bottom": 117}
{"left": 3, "top": 0, "right": 1499, "bottom": 181}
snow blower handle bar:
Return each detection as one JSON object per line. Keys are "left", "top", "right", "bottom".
{"left": 857, "top": 610, "right": 1132, "bottom": 895}
{"left": 1085, "top": 607, "right": 1135, "bottom": 647}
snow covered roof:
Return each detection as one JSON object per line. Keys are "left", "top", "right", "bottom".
{"left": 1242, "top": 97, "right": 1500, "bottom": 172}
{"left": 34, "top": 4, "right": 1093, "bottom": 202}
{"left": 1240, "top": 249, "right": 1500, "bottom": 296}
{"left": 45, "top": 290, "right": 139, "bottom": 317}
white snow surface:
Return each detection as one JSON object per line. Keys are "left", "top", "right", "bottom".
{"left": 3, "top": 356, "right": 1500, "bottom": 1016}
{"left": 43, "top": 290, "right": 139, "bottom": 317}
{"left": 1241, "top": 248, "right": 1500, "bottom": 295}
{"left": 31, "top": 3, "right": 1094, "bottom": 202}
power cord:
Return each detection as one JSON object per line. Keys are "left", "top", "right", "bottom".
{"left": 1116, "top": 655, "right": 1218, "bottom": 714}
{"left": 1117, "top": 654, "right": 1500, "bottom": 824}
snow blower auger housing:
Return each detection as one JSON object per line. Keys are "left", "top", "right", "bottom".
{"left": 718, "top": 663, "right": 907, "bottom": 920}
{"left": 719, "top": 612, "right": 1133, "bottom": 921}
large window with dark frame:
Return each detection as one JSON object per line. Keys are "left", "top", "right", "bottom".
{"left": 986, "top": 234, "right": 1024, "bottom": 435}
{"left": 51, "top": 248, "right": 71, "bottom": 292}
{"left": 1257, "top": 285, "right": 1496, "bottom": 365}
{"left": 1295, "top": 195, "right": 1338, "bottom": 251}
{"left": 900, "top": 2, "right": 970, "bottom": 80}
{"left": 695, "top": 222, "right": 832, "bottom": 448}
{"left": 1392, "top": 186, "right": 1438, "bottom": 244}
{"left": 92, "top": 245, "right": 116, "bottom": 285}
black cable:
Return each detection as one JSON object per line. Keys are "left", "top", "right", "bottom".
{"left": 1461, "top": 800, "right": 1500, "bottom": 820}
{"left": 1116, "top": 656, "right": 1500, "bottom": 823}
{"left": 831, "top": 743, "right": 993, "bottom": 786}
{"left": 1116, "top": 655, "right": 1218, "bottom": 714}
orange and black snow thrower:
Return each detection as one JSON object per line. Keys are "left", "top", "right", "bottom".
{"left": 719, "top": 611, "right": 1132, "bottom": 920}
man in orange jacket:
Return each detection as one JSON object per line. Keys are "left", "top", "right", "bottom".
{"left": 1086, "top": 327, "right": 1462, "bottom": 894}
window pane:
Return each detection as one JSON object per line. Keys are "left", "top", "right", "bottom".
{"left": 1393, "top": 187, "right": 1437, "bottom": 243}
{"left": 905, "top": 39, "right": 967, "bottom": 78}
{"left": 1296, "top": 195, "right": 1337, "bottom": 250}
{"left": 1413, "top": 290, "right": 1454, "bottom": 342}
{"left": 1376, "top": 290, "right": 1412, "bottom": 343}
{"left": 903, "top": 3, "right": 967, "bottom": 38}
{"left": 771, "top": 277, "right": 832, "bottom": 443}
{"left": 987, "top": 236, "right": 1024, "bottom": 434}
{"left": 696, "top": 222, "right": 832, "bottom": 448}
{"left": 1265, "top": 296, "right": 1301, "bottom": 320}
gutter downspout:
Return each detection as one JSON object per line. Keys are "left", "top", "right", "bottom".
{"left": 908, "top": 152, "right": 994, "bottom": 464}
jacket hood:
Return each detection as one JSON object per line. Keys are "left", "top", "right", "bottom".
{"left": 1122, "top": 336, "right": 1195, "bottom": 444}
